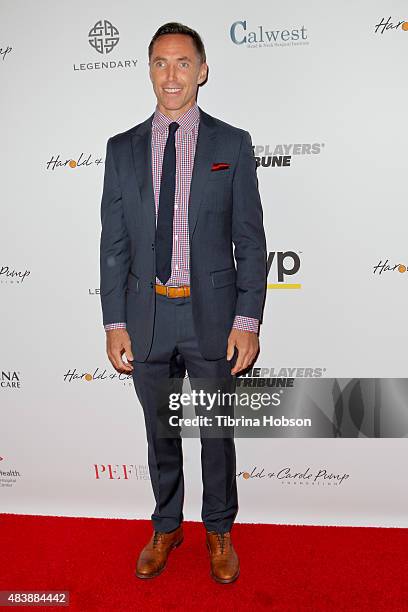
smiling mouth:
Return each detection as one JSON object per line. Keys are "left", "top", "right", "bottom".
{"left": 163, "top": 87, "right": 182, "bottom": 94}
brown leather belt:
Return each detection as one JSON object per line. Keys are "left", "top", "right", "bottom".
{"left": 155, "top": 284, "right": 191, "bottom": 298}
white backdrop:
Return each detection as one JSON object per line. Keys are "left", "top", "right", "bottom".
{"left": 1, "top": 0, "right": 407, "bottom": 527}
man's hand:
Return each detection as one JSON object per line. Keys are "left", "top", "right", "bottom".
{"left": 106, "top": 328, "right": 134, "bottom": 373}
{"left": 227, "top": 328, "right": 259, "bottom": 375}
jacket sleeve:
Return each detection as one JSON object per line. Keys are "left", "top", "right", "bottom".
{"left": 99, "top": 137, "right": 131, "bottom": 327}
{"left": 232, "top": 130, "right": 267, "bottom": 322}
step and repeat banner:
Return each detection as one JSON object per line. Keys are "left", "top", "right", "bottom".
{"left": 1, "top": 1, "right": 407, "bottom": 527}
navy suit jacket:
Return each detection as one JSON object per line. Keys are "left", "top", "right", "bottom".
{"left": 99, "top": 106, "right": 267, "bottom": 361}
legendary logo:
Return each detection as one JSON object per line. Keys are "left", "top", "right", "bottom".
{"left": 88, "top": 19, "right": 120, "bottom": 54}
{"left": 73, "top": 20, "right": 137, "bottom": 72}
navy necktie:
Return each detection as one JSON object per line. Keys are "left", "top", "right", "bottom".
{"left": 156, "top": 121, "right": 180, "bottom": 285}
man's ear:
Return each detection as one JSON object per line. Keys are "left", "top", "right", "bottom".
{"left": 198, "top": 62, "right": 208, "bottom": 85}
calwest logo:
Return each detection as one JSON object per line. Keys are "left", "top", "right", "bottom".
{"left": 230, "top": 20, "right": 308, "bottom": 46}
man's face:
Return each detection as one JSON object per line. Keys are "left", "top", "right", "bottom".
{"left": 149, "top": 33, "right": 208, "bottom": 119}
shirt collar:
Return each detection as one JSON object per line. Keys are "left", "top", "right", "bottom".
{"left": 152, "top": 102, "right": 200, "bottom": 135}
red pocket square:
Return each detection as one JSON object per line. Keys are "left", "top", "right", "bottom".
{"left": 211, "top": 162, "right": 230, "bottom": 172}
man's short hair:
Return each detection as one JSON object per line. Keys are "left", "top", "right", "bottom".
{"left": 148, "top": 22, "right": 206, "bottom": 64}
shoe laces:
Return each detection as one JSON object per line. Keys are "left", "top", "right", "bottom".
{"left": 212, "top": 531, "right": 230, "bottom": 554}
{"left": 153, "top": 531, "right": 165, "bottom": 548}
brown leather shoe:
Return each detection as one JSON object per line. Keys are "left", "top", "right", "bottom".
{"left": 135, "top": 526, "right": 183, "bottom": 579}
{"left": 206, "top": 530, "right": 240, "bottom": 583}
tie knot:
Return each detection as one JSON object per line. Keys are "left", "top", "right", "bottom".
{"left": 168, "top": 121, "right": 179, "bottom": 136}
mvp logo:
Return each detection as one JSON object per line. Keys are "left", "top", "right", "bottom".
{"left": 267, "top": 251, "right": 301, "bottom": 288}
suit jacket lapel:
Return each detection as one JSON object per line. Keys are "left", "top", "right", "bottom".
{"left": 188, "top": 107, "right": 218, "bottom": 240}
{"left": 131, "top": 113, "right": 156, "bottom": 241}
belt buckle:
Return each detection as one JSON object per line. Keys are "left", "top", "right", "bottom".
{"left": 165, "top": 285, "right": 171, "bottom": 298}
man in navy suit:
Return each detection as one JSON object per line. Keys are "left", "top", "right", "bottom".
{"left": 99, "top": 22, "right": 267, "bottom": 583}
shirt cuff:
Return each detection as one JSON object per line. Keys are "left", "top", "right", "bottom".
{"left": 232, "top": 315, "right": 259, "bottom": 334}
{"left": 104, "top": 322, "right": 127, "bottom": 331}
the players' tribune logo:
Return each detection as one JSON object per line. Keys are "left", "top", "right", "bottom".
{"left": 88, "top": 19, "right": 120, "bottom": 54}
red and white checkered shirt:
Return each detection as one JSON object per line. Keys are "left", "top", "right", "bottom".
{"left": 105, "top": 102, "right": 259, "bottom": 333}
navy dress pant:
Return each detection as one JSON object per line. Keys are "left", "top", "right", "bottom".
{"left": 131, "top": 291, "right": 238, "bottom": 533}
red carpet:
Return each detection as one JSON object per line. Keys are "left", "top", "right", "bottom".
{"left": 1, "top": 514, "right": 407, "bottom": 611}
